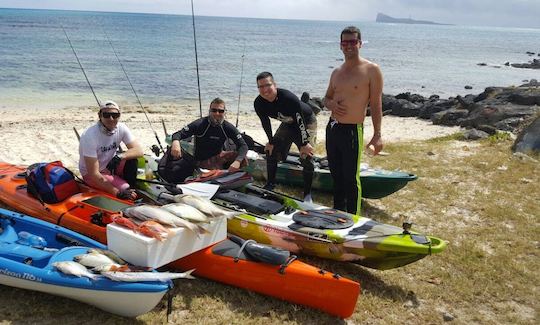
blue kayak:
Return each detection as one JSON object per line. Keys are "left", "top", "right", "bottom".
{"left": 0, "top": 208, "right": 172, "bottom": 317}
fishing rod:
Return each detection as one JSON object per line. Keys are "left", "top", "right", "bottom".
{"left": 190, "top": 0, "right": 203, "bottom": 118}
{"left": 235, "top": 44, "right": 246, "bottom": 128}
{"left": 102, "top": 29, "right": 166, "bottom": 155}
{"left": 61, "top": 25, "right": 101, "bottom": 107}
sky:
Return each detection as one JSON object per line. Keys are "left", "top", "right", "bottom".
{"left": 1, "top": 0, "right": 539, "bottom": 29}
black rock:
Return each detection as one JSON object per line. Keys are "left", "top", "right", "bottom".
{"left": 464, "top": 129, "right": 489, "bottom": 140}
{"left": 431, "top": 109, "right": 469, "bottom": 125}
{"left": 513, "top": 116, "right": 540, "bottom": 153}
{"left": 476, "top": 124, "right": 497, "bottom": 135}
{"left": 465, "top": 85, "right": 473, "bottom": 89}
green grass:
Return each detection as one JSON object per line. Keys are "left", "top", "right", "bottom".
{"left": 1, "top": 137, "right": 539, "bottom": 324}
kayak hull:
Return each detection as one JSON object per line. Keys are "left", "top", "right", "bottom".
{"left": 243, "top": 155, "right": 418, "bottom": 199}
{"left": 217, "top": 184, "right": 447, "bottom": 270}
{"left": 0, "top": 208, "right": 170, "bottom": 317}
{"left": 172, "top": 239, "right": 360, "bottom": 318}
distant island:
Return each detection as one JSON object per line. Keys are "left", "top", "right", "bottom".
{"left": 376, "top": 13, "right": 452, "bottom": 25}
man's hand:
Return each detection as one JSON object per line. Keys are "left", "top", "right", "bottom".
{"left": 299, "top": 143, "right": 314, "bottom": 159}
{"left": 106, "top": 154, "right": 123, "bottom": 174}
{"left": 264, "top": 143, "right": 274, "bottom": 156}
{"left": 366, "top": 134, "right": 383, "bottom": 156}
{"left": 325, "top": 98, "right": 347, "bottom": 117}
{"left": 171, "top": 140, "right": 182, "bottom": 159}
{"left": 117, "top": 188, "right": 137, "bottom": 200}
{"left": 228, "top": 160, "right": 241, "bottom": 173}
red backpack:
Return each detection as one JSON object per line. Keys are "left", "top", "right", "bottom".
{"left": 25, "top": 161, "right": 80, "bottom": 204}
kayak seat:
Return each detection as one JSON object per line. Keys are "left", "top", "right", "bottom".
{"left": 214, "top": 189, "right": 284, "bottom": 215}
{"left": 289, "top": 209, "right": 354, "bottom": 230}
{"left": 213, "top": 237, "right": 290, "bottom": 265}
{"left": 207, "top": 171, "right": 253, "bottom": 189}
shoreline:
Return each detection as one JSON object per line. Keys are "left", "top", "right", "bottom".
{"left": 0, "top": 104, "right": 462, "bottom": 170}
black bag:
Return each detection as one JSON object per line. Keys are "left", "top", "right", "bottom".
{"left": 157, "top": 147, "right": 195, "bottom": 184}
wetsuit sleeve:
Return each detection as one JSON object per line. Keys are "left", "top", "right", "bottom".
{"left": 254, "top": 99, "right": 274, "bottom": 144}
{"left": 171, "top": 119, "right": 199, "bottom": 142}
{"left": 224, "top": 123, "right": 248, "bottom": 161}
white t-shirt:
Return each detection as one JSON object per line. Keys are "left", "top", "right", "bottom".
{"left": 78, "top": 122, "right": 135, "bottom": 176}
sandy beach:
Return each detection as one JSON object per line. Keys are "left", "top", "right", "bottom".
{"left": 0, "top": 103, "right": 462, "bottom": 171}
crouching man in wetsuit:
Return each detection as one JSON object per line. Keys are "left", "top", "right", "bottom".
{"left": 254, "top": 72, "right": 317, "bottom": 202}
{"left": 79, "top": 100, "right": 143, "bottom": 200}
{"left": 323, "top": 26, "right": 384, "bottom": 215}
{"left": 162, "top": 97, "right": 248, "bottom": 183}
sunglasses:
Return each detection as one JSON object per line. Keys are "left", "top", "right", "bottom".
{"left": 257, "top": 83, "right": 273, "bottom": 89}
{"left": 340, "top": 39, "right": 360, "bottom": 46}
{"left": 210, "top": 108, "right": 225, "bottom": 113}
{"left": 101, "top": 112, "right": 121, "bottom": 119}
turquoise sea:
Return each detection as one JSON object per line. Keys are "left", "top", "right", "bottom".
{"left": 0, "top": 8, "right": 539, "bottom": 110}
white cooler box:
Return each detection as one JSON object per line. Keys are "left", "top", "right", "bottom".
{"left": 106, "top": 216, "right": 227, "bottom": 268}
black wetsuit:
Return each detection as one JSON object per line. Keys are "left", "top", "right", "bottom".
{"left": 254, "top": 88, "right": 316, "bottom": 196}
{"left": 162, "top": 117, "right": 248, "bottom": 183}
{"left": 325, "top": 118, "right": 363, "bottom": 215}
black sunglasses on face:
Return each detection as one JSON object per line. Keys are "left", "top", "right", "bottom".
{"left": 210, "top": 108, "right": 225, "bottom": 113}
{"left": 101, "top": 112, "right": 121, "bottom": 119}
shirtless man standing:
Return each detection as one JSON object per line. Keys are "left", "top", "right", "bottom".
{"left": 323, "top": 26, "right": 383, "bottom": 214}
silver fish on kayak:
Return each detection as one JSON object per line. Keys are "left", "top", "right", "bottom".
{"left": 124, "top": 205, "right": 206, "bottom": 236}
{"left": 74, "top": 252, "right": 116, "bottom": 268}
{"left": 87, "top": 248, "right": 126, "bottom": 265}
{"left": 53, "top": 261, "right": 99, "bottom": 280}
{"left": 171, "top": 194, "right": 240, "bottom": 219}
{"left": 101, "top": 269, "right": 196, "bottom": 282}
{"left": 161, "top": 202, "right": 209, "bottom": 223}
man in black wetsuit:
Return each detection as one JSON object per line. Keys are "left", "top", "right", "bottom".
{"left": 162, "top": 98, "right": 248, "bottom": 183}
{"left": 254, "top": 71, "right": 317, "bottom": 202}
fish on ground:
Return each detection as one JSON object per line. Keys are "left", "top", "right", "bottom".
{"left": 101, "top": 269, "right": 196, "bottom": 282}
{"left": 53, "top": 261, "right": 100, "bottom": 280}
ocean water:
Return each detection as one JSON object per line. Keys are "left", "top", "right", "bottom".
{"left": 0, "top": 8, "right": 539, "bottom": 111}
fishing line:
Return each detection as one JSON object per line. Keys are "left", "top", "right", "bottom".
{"left": 102, "top": 29, "right": 166, "bottom": 155}
{"left": 235, "top": 44, "right": 246, "bottom": 128}
{"left": 190, "top": 0, "right": 203, "bottom": 118}
{"left": 61, "top": 25, "right": 101, "bottom": 107}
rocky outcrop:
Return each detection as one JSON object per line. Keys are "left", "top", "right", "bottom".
{"left": 375, "top": 13, "right": 451, "bottom": 25}
{"left": 511, "top": 59, "right": 540, "bottom": 69}
{"left": 380, "top": 84, "right": 540, "bottom": 135}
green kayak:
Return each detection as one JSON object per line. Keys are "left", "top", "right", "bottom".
{"left": 165, "top": 135, "right": 417, "bottom": 199}
{"left": 140, "top": 181, "right": 447, "bottom": 271}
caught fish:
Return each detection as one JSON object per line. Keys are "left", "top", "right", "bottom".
{"left": 53, "top": 261, "right": 99, "bottom": 280}
{"left": 137, "top": 220, "right": 171, "bottom": 241}
{"left": 87, "top": 248, "right": 127, "bottom": 265}
{"left": 74, "top": 252, "right": 116, "bottom": 268}
{"left": 172, "top": 194, "right": 240, "bottom": 219}
{"left": 124, "top": 205, "right": 206, "bottom": 236}
{"left": 113, "top": 216, "right": 138, "bottom": 231}
{"left": 93, "top": 264, "right": 152, "bottom": 273}
{"left": 161, "top": 202, "right": 209, "bottom": 223}
{"left": 101, "top": 269, "right": 196, "bottom": 282}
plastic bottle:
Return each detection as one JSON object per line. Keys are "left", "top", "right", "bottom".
{"left": 145, "top": 160, "right": 154, "bottom": 180}
{"left": 16, "top": 231, "right": 48, "bottom": 248}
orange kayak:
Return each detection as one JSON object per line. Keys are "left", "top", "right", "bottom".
{"left": 0, "top": 162, "right": 360, "bottom": 318}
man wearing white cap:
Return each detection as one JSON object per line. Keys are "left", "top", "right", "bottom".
{"left": 79, "top": 100, "right": 143, "bottom": 200}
